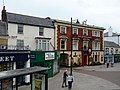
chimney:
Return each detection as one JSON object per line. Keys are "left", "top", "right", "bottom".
{"left": 1, "top": 6, "right": 7, "bottom": 22}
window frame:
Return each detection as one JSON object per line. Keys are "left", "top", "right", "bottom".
{"left": 18, "top": 24, "right": 23, "bottom": 34}
{"left": 73, "top": 27, "right": 78, "bottom": 34}
{"left": 17, "top": 39, "right": 24, "bottom": 50}
{"left": 60, "top": 26, "right": 66, "bottom": 34}
{"left": 39, "top": 27, "right": 44, "bottom": 36}
{"left": 60, "top": 39, "right": 66, "bottom": 50}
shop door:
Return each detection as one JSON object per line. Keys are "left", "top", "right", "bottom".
{"left": 16, "top": 61, "right": 25, "bottom": 86}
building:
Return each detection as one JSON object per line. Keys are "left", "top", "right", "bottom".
{"left": 0, "top": 6, "right": 59, "bottom": 87}
{"left": 104, "top": 41, "right": 120, "bottom": 63}
{"left": 104, "top": 26, "right": 120, "bottom": 46}
{"left": 54, "top": 19, "right": 105, "bottom": 66}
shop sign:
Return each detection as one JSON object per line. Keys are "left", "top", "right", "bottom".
{"left": 45, "top": 52, "right": 55, "bottom": 60}
{"left": 0, "top": 56, "right": 15, "bottom": 62}
{"left": 0, "top": 53, "right": 29, "bottom": 62}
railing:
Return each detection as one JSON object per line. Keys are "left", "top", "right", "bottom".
{"left": 0, "top": 45, "right": 30, "bottom": 50}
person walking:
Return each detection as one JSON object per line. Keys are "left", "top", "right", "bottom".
{"left": 62, "top": 70, "right": 68, "bottom": 88}
{"left": 67, "top": 73, "right": 74, "bottom": 89}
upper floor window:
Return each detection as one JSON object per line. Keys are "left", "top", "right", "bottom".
{"left": 83, "top": 29, "right": 88, "bottom": 36}
{"left": 18, "top": 24, "right": 23, "bottom": 34}
{"left": 93, "top": 41, "right": 100, "bottom": 50}
{"left": 39, "top": 27, "right": 44, "bottom": 36}
{"left": 36, "top": 39, "right": 49, "bottom": 51}
{"left": 60, "top": 39, "right": 66, "bottom": 50}
{"left": 92, "top": 31, "right": 100, "bottom": 37}
{"left": 73, "top": 40, "right": 78, "bottom": 50}
{"left": 60, "top": 26, "right": 66, "bottom": 34}
{"left": 73, "top": 27, "right": 78, "bottom": 34}
{"left": 17, "top": 39, "right": 24, "bottom": 50}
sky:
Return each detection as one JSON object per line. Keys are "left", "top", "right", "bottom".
{"left": 0, "top": 0, "right": 120, "bottom": 33}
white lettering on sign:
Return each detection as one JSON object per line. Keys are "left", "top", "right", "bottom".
{"left": 0, "top": 56, "right": 15, "bottom": 62}
{"left": 45, "top": 52, "right": 55, "bottom": 60}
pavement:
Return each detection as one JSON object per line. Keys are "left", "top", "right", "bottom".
{"left": 49, "top": 63, "right": 120, "bottom": 90}
{"left": 15, "top": 63, "right": 120, "bottom": 90}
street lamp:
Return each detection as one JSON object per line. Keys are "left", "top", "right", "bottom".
{"left": 70, "top": 17, "right": 79, "bottom": 75}
{"left": 70, "top": 17, "right": 73, "bottom": 75}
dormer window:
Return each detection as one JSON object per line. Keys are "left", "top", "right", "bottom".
{"left": 60, "top": 26, "right": 66, "bottom": 34}
{"left": 73, "top": 27, "right": 78, "bottom": 34}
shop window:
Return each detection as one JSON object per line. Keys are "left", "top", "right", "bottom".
{"left": 95, "top": 55, "right": 97, "bottom": 62}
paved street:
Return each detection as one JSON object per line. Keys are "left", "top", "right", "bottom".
{"left": 49, "top": 63, "right": 120, "bottom": 90}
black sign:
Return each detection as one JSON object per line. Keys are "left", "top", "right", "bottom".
{"left": 0, "top": 53, "right": 29, "bottom": 63}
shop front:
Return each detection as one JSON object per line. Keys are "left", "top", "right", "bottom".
{"left": 30, "top": 51, "right": 59, "bottom": 78}
{"left": 0, "top": 50, "right": 30, "bottom": 86}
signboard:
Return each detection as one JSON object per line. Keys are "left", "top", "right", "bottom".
{"left": 45, "top": 52, "right": 55, "bottom": 60}
{"left": 0, "top": 53, "right": 29, "bottom": 63}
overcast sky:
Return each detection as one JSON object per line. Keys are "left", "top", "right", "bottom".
{"left": 0, "top": 0, "right": 120, "bottom": 33}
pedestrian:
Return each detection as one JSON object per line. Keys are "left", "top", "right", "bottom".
{"left": 67, "top": 73, "right": 74, "bottom": 89}
{"left": 106, "top": 60, "right": 109, "bottom": 68}
{"left": 62, "top": 70, "right": 68, "bottom": 88}
{"left": 111, "top": 61, "right": 114, "bottom": 67}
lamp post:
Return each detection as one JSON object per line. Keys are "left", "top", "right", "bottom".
{"left": 70, "top": 17, "right": 73, "bottom": 75}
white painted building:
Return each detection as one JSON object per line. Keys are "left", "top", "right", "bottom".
{"left": 104, "top": 26, "right": 120, "bottom": 46}
{"left": 1, "top": 6, "right": 55, "bottom": 86}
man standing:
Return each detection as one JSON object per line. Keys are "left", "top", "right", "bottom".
{"left": 62, "top": 70, "right": 68, "bottom": 88}
{"left": 67, "top": 73, "right": 74, "bottom": 89}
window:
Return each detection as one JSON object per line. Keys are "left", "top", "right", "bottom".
{"left": 83, "top": 29, "right": 88, "bottom": 36}
{"left": 92, "top": 31, "right": 100, "bottom": 37}
{"left": 36, "top": 39, "right": 49, "bottom": 51}
{"left": 39, "top": 27, "right": 44, "bottom": 36}
{"left": 73, "top": 40, "right": 78, "bottom": 50}
{"left": 73, "top": 27, "right": 78, "bottom": 34}
{"left": 60, "top": 39, "right": 66, "bottom": 50}
{"left": 17, "top": 39, "right": 24, "bottom": 50}
{"left": 60, "top": 26, "right": 66, "bottom": 34}
{"left": 93, "top": 41, "right": 100, "bottom": 50}
{"left": 18, "top": 24, "right": 23, "bottom": 34}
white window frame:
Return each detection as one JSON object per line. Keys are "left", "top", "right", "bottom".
{"left": 83, "top": 41, "right": 88, "bottom": 47}
{"left": 83, "top": 28, "right": 88, "bottom": 36}
{"left": 60, "top": 26, "right": 66, "bottom": 34}
{"left": 93, "top": 41, "right": 100, "bottom": 50}
{"left": 73, "top": 40, "right": 78, "bottom": 50}
{"left": 17, "top": 39, "right": 24, "bottom": 50}
{"left": 36, "top": 39, "right": 50, "bottom": 51}
{"left": 73, "top": 27, "right": 78, "bottom": 34}
{"left": 60, "top": 39, "right": 66, "bottom": 50}
{"left": 92, "top": 30, "right": 100, "bottom": 37}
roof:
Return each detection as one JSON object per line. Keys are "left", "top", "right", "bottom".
{"left": 104, "top": 41, "right": 120, "bottom": 48}
{"left": 0, "top": 21, "right": 8, "bottom": 36}
{"left": 0, "top": 66, "right": 49, "bottom": 80}
{"left": 7, "top": 12, "right": 54, "bottom": 28}
{"left": 104, "top": 32, "right": 119, "bottom": 37}
{"left": 55, "top": 19, "right": 105, "bottom": 30}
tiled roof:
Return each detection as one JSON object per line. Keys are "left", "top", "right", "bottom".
{"left": 0, "top": 21, "right": 8, "bottom": 36}
{"left": 7, "top": 12, "right": 54, "bottom": 28}
{"left": 104, "top": 41, "right": 120, "bottom": 48}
